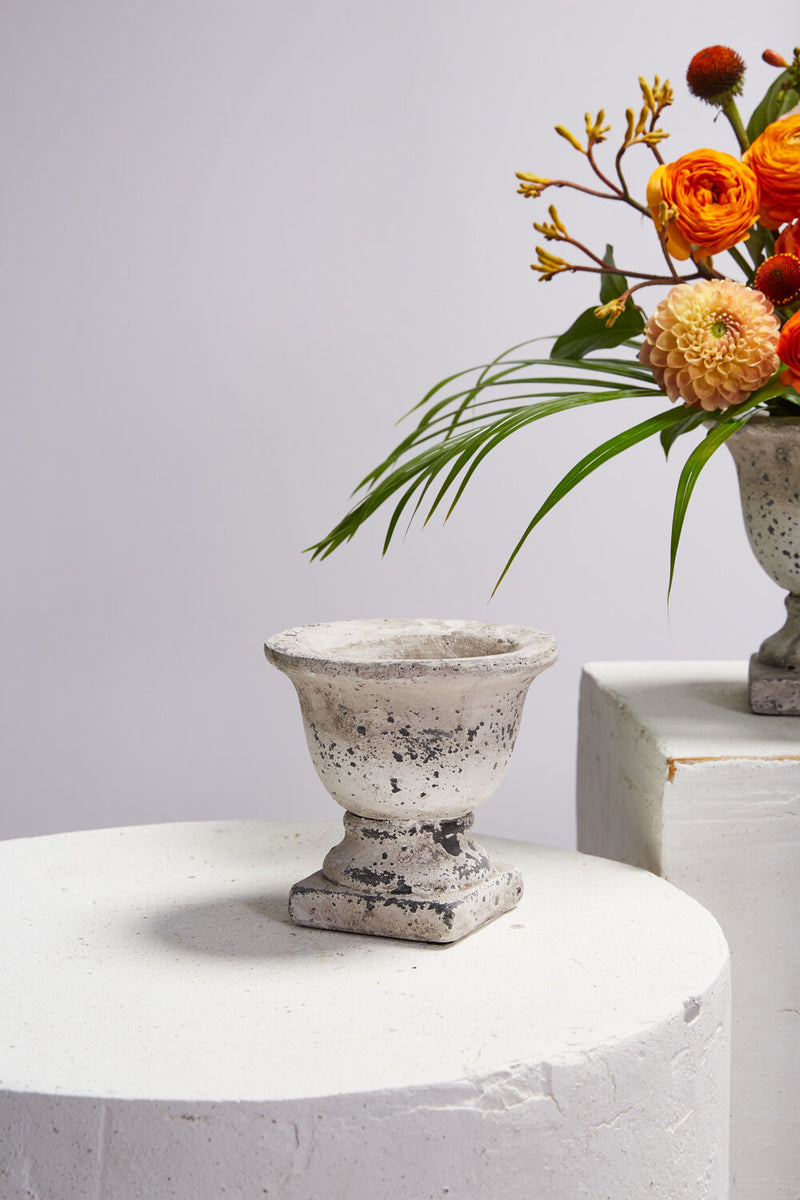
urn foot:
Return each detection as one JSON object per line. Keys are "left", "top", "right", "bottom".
{"left": 749, "top": 653, "right": 800, "bottom": 715}
{"left": 748, "top": 593, "right": 800, "bottom": 714}
{"left": 289, "top": 812, "right": 524, "bottom": 943}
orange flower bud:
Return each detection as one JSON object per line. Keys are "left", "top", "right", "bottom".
{"left": 647, "top": 149, "right": 760, "bottom": 260}
{"left": 777, "top": 309, "right": 800, "bottom": 391}
{"left": 745, "top": 114, "right": 800, "bottom": 227}
{"left": 762, "top": 49, "right": 790, "bottom": 69}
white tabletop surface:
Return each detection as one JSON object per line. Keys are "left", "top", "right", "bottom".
{"left": 0, "top": 819, "right": 728, "bottom": 1104}
{"left": 583, "top": 660, "right": 800, "bottom": 758}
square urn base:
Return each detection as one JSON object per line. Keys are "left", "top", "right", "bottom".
{"left": 749, "top": 653, "right": 800, "bottom": 715}
{"left": 289, "top": 865, "right": 524, "bottom": 944}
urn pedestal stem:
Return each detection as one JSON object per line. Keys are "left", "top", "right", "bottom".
{"left": 289, "top": 812, "right": 524, "bottom": 944}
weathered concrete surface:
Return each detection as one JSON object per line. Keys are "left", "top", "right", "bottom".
{"left": 289, "top": 811, "right": 523, "bottom": 943}
{"left": 577, "top": 661, "right": 800, "bottom": 1200}
{"left": 727, "top": 418, "right": 800, "bottom": 713}
{"left": 0, "top": 819, "right": 730, "bottom": 1199}
{"left": 265, "top": 618, "right": 555, "bottom": 938}
{"left": 749, "top": 601, "right": 800, "bottom": 714}
{"left": 264, "top": 618, "right": 558, "bottom": 822}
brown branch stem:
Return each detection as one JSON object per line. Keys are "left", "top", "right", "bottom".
{"left": 551, "top": 262, "right": 708, "bottom": 285}
{"left": 655, "top": 228, "right": 681, "bottom": 281}
{"left": 586, "top": 146, "right": 624, "bottom": 197}
{"left": 555, "top": 233, "right": 696, "bottom": 285}
{"left": 546, "top": 178, "right": 650, "bottom": 217}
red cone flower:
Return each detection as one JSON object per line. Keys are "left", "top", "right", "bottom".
{"left": 687, "top": 46, "right": 746, "bottom": 103}
{"left": 754, "top": 255, "right": 800, "bottom": 306}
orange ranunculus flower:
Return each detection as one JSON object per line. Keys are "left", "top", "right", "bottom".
{"left": 647, "top": 149, "right": 760, "bottom": 260}
{"left": 777, "top": 309, "right": 800, "bottom": 392}
{"left": 776, "top": 218, "right": 800, "bottom": 256}
{"left": 745, "top": 114, "right": 800, "bottom": 228}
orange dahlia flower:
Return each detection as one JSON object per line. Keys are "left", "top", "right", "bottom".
{"left": 647, "top": 150, "right": 760, "bottom": 260}
{"left": 639, "top": 279, "right": 780, "bottom": 410}
{"left": 745, "top": 114, "right": 800, "bottom": 228}
{"left": 777, "top": 309, "right": 800, "bottom": 392}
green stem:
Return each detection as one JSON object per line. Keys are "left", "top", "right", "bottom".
{"left": 727, "top": 244, "right": 754, "bottom": 281}
{"left": 721, "top": 96, "right": 750, "bottom": 153}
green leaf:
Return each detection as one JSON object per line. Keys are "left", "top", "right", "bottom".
{"left": 551, "top": 246, "right": 641, "bottom": 360}
{"left": 492, "top": 407, "right": 687, "bottom": 593}
{"left": 358, "top": 352, "right": 657, "bottom": 488}
{"left": 424, "top": 386, "right": 658, "bottom": 525}
{"left": 666, "top": 379, "right": 789, "bottom": 590}
{"left": 668, "top": 416, "right": 752, "bottom": 595}
{"left": 659, "top": 408, "right": 707, "bottom": 459}
{"left": 550, "top": 304, "right": 645, "bottom": 360}
{"left": 746, "top": 70, "right": 800, "bottom": 141}
{"left": 305, "top": 343, "right": 670, "bottom": 580}
{"left": 769, "top": 392, "right": 800, "bottom": 414}
{"left": 743, "top": 223, "right": 775, "bottom": 270}
{"left": 599, "top": 245, "right": 628, "bottom": 304}
{"left": 306, "top": 368, "right": 662, "bottom": 566}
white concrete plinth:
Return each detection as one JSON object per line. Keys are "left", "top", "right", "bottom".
{"left": 0, "top": 820, "right": 730, "bottom": 1199}
{"left": 577, "top": 661, "right": 800, "bottom": 1200}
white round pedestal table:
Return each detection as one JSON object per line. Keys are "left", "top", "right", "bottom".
{"left": 0, "top": 820, "right": 730, "bottom": 1199}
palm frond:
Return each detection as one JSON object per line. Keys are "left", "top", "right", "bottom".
{"left": 492, "top": 407, "right": 688, "bottom": 593}
{"left": 307, "top": 348, "right": 664, "bottom": 569}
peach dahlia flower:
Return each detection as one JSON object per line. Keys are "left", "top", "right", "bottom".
{"left": 639, "top": 279, "right": 780, "bottom": 410}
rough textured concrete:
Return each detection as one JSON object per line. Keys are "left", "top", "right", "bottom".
{"left": 0, "top": 819, "right": 730, "bottom": 1199}
{"left": 577, "top": 661, "right": 800, "bottom": 1200}
{"left": 749, "top": 606, "right": 800, "bottom": 714}
{"left": 265, "top": 618, "right": 556, "bottom": 938}
{"left": 727, "top": 418, "right": 800, "bottom": 713}
{"left": 264, "top": 618, "right": 558, "bottom": 822}
{"left": 289, "top": 811, "right": 524, "bottom": 942}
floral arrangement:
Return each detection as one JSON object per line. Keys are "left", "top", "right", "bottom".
{"left": 310, "top": 45, "right": 800, "bottom": 592}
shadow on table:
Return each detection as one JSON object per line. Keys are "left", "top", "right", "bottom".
{"left": 146, "top": 888, "right": 325, "bottom": 961}
{"left": 616, "top": 677, "right": 751, "bottom": 719}
{"left": 144, "top": 888, "right": 437, "bottom": 961}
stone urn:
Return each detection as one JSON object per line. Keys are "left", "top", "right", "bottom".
{"left": 726, "top": 416, "right": 800, "bottom": 714}
{"left": 264, "top": 617, "right": 558, "bottom": 942}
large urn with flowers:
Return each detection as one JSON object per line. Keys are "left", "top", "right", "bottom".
{"left": 304, "top": 45, "right": 800, "bottom": 640}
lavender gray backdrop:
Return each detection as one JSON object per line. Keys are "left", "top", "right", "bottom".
{"left": 1, "top": 0, "right": 792, "bottom": 847}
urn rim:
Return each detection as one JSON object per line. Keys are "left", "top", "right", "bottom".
{"left": 264, "top": 617, "right": 557, "bottom": 680}
{"left": 725, "top": 413, "right": 800, "bottom": 443}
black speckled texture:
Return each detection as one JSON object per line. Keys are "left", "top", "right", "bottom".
{"left": 727, "top": 421, "right": 800, "bottom": 709}
{"left": 322, "top": 812, "right": 495, "bottom": 897}
{"left": 265, "top": 618, "right": 557, "bottom": 821}
{"left": 727, "top": 418, "right": 800, "bottom": 594}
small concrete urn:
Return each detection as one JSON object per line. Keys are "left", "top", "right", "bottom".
{"left": 727, "top": 416, "right": 800, "bottom": 715}
{"left": 264, "top": 618, "right": 557, "bottom": 942}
